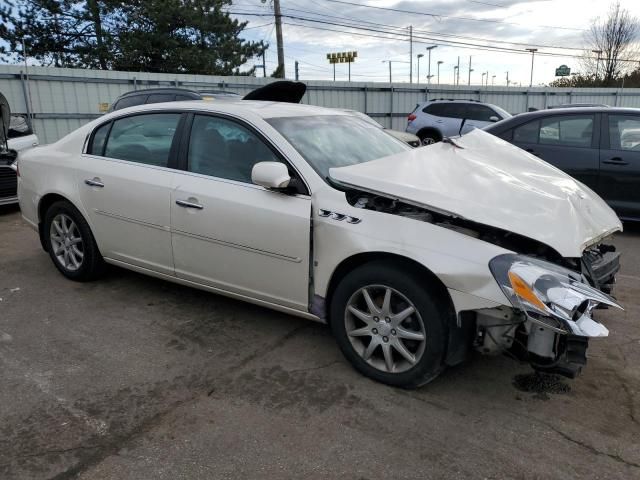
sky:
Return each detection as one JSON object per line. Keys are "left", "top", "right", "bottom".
{"left": 231, "top": 0, "right": 640, "bottom": 85}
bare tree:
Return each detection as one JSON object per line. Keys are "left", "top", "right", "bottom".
{"left": 583, "top": 1, "right": 639, "bottom": 86}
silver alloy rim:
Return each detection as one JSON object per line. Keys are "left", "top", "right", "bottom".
{"left": 345, "top": 285, "right": 426, "bottom": 374}
{"left": 50, "top": 213, "right": 84, "bottom": 272}
{"left": 421, "top": 137, "right": 436, "bottom": 145}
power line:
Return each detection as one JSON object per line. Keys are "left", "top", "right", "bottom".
{"left": 321, "top": 0, "right": 586, "bottom": 32}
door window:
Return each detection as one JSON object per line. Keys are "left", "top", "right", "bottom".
{"left": 513, "top": 120, "right": 540, "bottom": 143}
{"left": 187, "top": 114, "right": 281, "bottom": 184}
{"left": 466, "top": 104, "right": 497, "bottom": 122}
{"left": 89, "top": 121, "right": 111, "bottom": 155}
{"left": 103, "top": 113, "right": 181, "bottom": 167}
{"left": 538, "top": 115, "right": 593, "bottom": 147}
{"left": 423, "top": 103, "right": 467, "bottom": 119}
{"left": 608, "top": 115, "right": 640, "bottom": 151}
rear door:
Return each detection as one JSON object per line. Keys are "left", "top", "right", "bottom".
{"left": 598, "top": 113, "right": 640, "bottom": 219}
{"left": 76, "top": 112, "right": 184, "bottom": 275}
{"left": 510, "top": 113, "right": 600, "bottom": 191}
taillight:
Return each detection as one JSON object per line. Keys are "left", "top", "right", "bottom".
{"left": 407, "top": 114, "right": 416, "bottom": 122}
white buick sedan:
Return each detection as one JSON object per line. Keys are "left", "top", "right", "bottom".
{"left": 17, "top": 99, "right": 623, "bottom": 387}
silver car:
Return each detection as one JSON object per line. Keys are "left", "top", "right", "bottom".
{"left": 406, "top": 99, "right": 511, "bottom": 145}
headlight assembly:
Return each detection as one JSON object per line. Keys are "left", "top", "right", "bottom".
{"left": 489, "top": 254, "right": 622, "bottom": 338}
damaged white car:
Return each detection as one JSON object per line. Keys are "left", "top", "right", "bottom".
{"left": 15, "top": 98, "right": 622, "bottom": 387}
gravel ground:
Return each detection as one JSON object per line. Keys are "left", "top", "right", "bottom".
{"left": 1, "top": 204, "right": 639, "bottom": 480}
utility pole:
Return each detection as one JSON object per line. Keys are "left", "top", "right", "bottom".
{"left": 273, "top": 0, "right": 285, "bottom": 78}
{"left": 468, "top": 56, "right": 472, "bottom": 85}
{"left": 456, "top": 56, "right": 460, "bottom": 85}
{"left": 409, "top": 26, "right": 413, "bottom": 83}
{"left": 437, "top": 61, "right": 443, "bottom": 85}
{"left": 453, "top": 66, "right": 458, "bottom": 85}
{"left": 426, "top": 45, "right": 437, "bottom": 85}
{"left": 417, "top": 54, "right": 423, "bottom": 84}
{"left": 295, "top": 60, "right": 299, "bottom": 81}
{"left": 592, "top": 49, "right": 602, "bottom": 80}
{"left": 526, "top": 48, "right": 537, "bottom": 87}
{"left": 262, "top": 51, "right": 267, "bottom": 77}
{"left": 505, "top": 71, "right": 510, "bottom": 87}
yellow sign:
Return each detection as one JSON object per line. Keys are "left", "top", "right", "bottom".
{"left": 327, "top": 51, "right": 357, "bottom": 64}
{"left": 98, "top": 102, "right": 110, "bottom": 113}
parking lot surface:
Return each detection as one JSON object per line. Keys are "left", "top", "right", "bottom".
{"left": 1, "top": 204, "right": 639, "bottom": 479}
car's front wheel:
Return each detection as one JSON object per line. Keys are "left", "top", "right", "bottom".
{"left": 330, "top": 261, "right": 448, "bottom": 388}
{"left": 44, "top": 200, "right": 105, "bottom": 281}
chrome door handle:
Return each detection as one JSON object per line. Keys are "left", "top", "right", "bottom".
{"left": 84, "top": 178, "right": 104, "bottom": 188}
{"left": 176, "top": 199, "right": 204, "bottom": 210}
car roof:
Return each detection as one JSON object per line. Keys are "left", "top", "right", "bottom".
{"left": 106, "top": 99, "right": 348, "bottom": 120}
{"left": 117, "top": 87, "right": 202, "bottom": 98}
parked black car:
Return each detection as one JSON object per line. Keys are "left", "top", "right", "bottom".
{"left": 484, "top": 107, "right": 640, "bottom": 221}
{"left": 109, "top": 87, "right": 239, "bottom": 111}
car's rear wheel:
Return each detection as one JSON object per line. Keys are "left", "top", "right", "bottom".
{"left": 417, "top": 131, "right": 440, "bottom": 145}
{"left": 44, "top": 200, "right": 105, "bottom": 281}
{"left": 330, "top": 261, "right": 447, "bottom": 388}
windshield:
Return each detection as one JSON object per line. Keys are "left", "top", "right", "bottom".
{"left": 267, "top": 115, "right": 409, "bottom": 180}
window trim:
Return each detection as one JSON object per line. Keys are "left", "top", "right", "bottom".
{"left": 178, "top": 111, "right": 310, "bottom": 196}
{"left": 85, "top": 110, "right": 187, "bottom": 169}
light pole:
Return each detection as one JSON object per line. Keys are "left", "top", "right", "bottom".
{"left": 417, "top": 54, "right": 424, "bottom": 84}
{"left": 437, "top": 61, "right": 443, "bottom": 85}
{"left": 505, "top": 71, "right": 510, "bottom": 87}
{"left": 492, "top": 74, "right": 496, "bottom": 85}
{"left": 526, "top": 48, "right": 537, "bottom": 87}
{"left": 481, "top": 72, "right": 486, "bottom": 86}
{"left": 453, "top": 65, "right": 458, "bottom": 85}
{"left": 426, "top": 45, "right": 437, "bottom": 84}
{"left": 592, "top": 49, "right": 602, "bottom": 81}
{"left": 382, "top": 60, "right": 410, "bottom": 83}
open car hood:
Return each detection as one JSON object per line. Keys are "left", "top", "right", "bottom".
{"left": 243, "top": 81, "right": 306, "bottom": 103}
{"left": 329, "top": 129, "right": 622, "bottom": 258}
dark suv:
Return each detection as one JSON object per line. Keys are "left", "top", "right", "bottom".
{"left": 109, "top": 88, "right": 239, "bottom": 111}
{"left": 484, "top": 107, "right": 640, "bottom": 220}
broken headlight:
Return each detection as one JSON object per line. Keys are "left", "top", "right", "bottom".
{"left": 489, "top": 254, "right": 623, "bottom": 337}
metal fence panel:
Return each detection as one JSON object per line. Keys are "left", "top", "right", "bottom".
{"left": 2, "top": 65, "right": 640, "bottom": 144}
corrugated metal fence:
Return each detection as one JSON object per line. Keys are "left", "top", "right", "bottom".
{"left": 2, "top": 64, "right": 640, "bottom": 144}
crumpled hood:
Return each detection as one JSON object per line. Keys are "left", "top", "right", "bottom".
{"left": 329, "top": 129, "right": 622, "bottom": 258}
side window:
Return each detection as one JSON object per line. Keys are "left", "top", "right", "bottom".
{"left": 176, "top": 94, "right": 195, "bottom": 101}
{"left": 514, "top": 121, "right": 539, "bottom": 143}
{"left": 539, "top": 115, "right": 593, "bottom": 147}
{"left": 466, "top": 104, "right": 498, "bottom": 122}
{"left": 103, "top": 113, "right": 181, "bottom": 167}
{"left": 424, "top": 103, "right": 445, "bottom": 117}
{"left": 113, "top": 94, "right": 147, "bottom": 110}
{"left": 608, "top": 115, "right": 640, "bottom": 151}
{"left": 89, "top": 122, "right": 111, "bottom": 155}
{"left": 442, "top": 103, "right": 467, "bottom": 119}
{"left": 146, "top": 93, "right": 175, "bottom": 104}
{"left": 187, "top": 115, "right": 281, "bottom": 184}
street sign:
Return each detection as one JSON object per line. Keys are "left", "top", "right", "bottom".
{"left": 555, "top": 65, "right": 571, "bottom": 77}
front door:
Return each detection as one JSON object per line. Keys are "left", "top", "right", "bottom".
{"left": 598, "top": 113, "right": 640, "bottom": 219}
{"left": 170, "top": 113, "right": 311, "bottom": 311}
{"left": 76, "top": 112, "right": 183, "bottom": 275}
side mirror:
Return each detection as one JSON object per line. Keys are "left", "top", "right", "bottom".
{"left": 489, "top": 116, "right": 500, "bottom": 122}
{"left": 252, "top": 161, "right": 291, "bottom": 189}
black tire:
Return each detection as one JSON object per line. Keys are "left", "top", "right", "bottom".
{"left": 417, "top": 130, "right": 440, "bottom": 146}
{"left": 43, "top": 200, "right": 105, "bottom": 281}
{"left": 330, "top": 260, "right": 448, "bottom": 388}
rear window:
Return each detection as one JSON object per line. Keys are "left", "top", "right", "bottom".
{"left": 146, "top": 93, "right": 175, "bottom": 104}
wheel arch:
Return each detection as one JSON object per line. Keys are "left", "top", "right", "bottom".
{"left": 324, "top": 251, "right": 471, "bottom": 367}
{"left": 37, "top": 193, "right": 84, "bottom": 252}
{"left": 416, "top": 127, "right": 443, "bottom": 142}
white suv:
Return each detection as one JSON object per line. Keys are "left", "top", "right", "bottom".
{"left": 406, "top": 99, "right": 511, "bottom": 145}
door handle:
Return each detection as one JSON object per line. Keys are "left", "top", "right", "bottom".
{"left": 602, "top": 157, "right": 629, "bottom": 166}
{"left": 175, "top": 199, "right": 204, "bottom": 210}
{"left": 84, "top": 178, "right": 104, "bottom": 188}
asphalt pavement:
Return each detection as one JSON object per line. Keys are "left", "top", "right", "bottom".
{"left": 1, "top": 204, "right": 639, "bottom": 479}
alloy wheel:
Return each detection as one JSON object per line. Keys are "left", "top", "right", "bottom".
{"left": 345, "top": 285, "right": 427, "bottom": 374}
{"left": 50, "top": 213, "right": 84, "bottom": 272}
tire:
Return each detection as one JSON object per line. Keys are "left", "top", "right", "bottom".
{"left": 43, "top": 200, "right": 105, "bottom": 281}
{"left": 417, "top": 131, "right": 440, "bottom": 146}
{"left": 330, "top": 261, "right": 448, "bottom": 388}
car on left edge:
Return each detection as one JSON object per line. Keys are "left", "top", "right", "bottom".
{"left": 16, "top": 98, "right": 625, "bottom": 388}
{"left": 0, "top": 92, "right": 39, "bottom": 206}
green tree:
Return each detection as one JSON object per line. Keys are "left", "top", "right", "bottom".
{"left": 111, "top": 0, "right": 266, "bottom": 75}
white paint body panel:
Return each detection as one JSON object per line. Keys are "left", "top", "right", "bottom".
{"left": 330, "top": 129, "right": 622, "bottom": 258}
